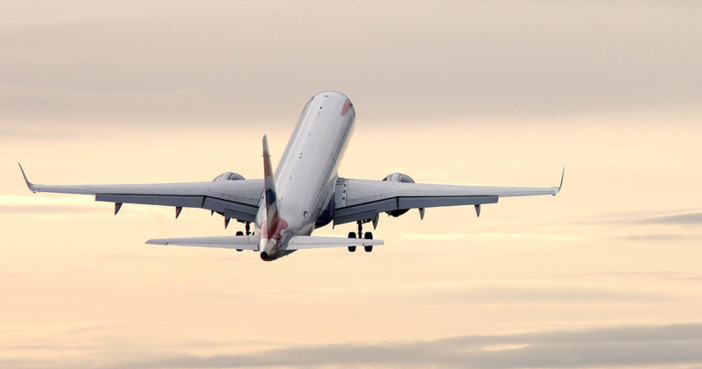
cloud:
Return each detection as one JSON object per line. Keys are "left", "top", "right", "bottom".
{"left": 0, "top": 196, "right": 158, "bottom": 217}
{"left": 401, "top": 232, "right": 573, "bottom": 241}
{"left": 83, "top": 323, "right": 702, "bottom": 369}
{"left": 555, "top": 271, "right": 702, "bottom": 282}
{"left": 0, "top": 196, "right": 104, "bottom": 216}
{"left": 0, "top": 204, "right": 102, "bottom": 216}
{"left": 615, "top": 234, "right": 691, "bottom": 242}
{"left": 407, "top": 285, "right": 672, "bottom": 305}
{"left": 3, "top": 323, "right": 702, "bottom": 369}
{"left": 203, "top": 280, "right": 673, "bottom": 305}
{"left": 588, "top": 209, "right": 702, "bottom": 226}
{"left": 98, "top": 254, "right": 178, "bottom": 262}
{"left": 3, "top": 1, "right": 702, "bottom": 126}
{"left": 0, "top": 127, "right": 73, "bottom": 140}
{"left": 639, "top": 212, "right": 702, "bottom": 226}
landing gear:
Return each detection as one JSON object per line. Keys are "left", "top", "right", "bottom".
{"left": 235, "top": 230, "right": 244, "bottom": 251}
{"left": 347, "top": 232, "right": 356, "bottom": 252}
{"left": 245, "top": 222, "right": 251, "bottom": 235}
{"left": 364, "top": 232, "right": 373, "bottom": 252}
{"left": 351, "top": 220, "right": 375, "bottom": 252}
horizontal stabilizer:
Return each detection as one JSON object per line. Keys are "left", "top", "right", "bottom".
{"left": 146, "top": 235, "right": 259, "bottom": 250}
{"left": 286, "top": 235, "right": 384, "bottom": 250}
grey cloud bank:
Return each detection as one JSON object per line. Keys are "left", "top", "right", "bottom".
{"left": 20, "top": 323, "right": 698, "bottom": 369}
{"left": 2, "top": 1, "right": 702, "bottom": 127}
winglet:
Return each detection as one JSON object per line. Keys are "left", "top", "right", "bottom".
{"left": 18, "top": 163, "right": 37, "bottom": 193}
{"left": 556, "top": 166, "right": 565, "bottom": 195}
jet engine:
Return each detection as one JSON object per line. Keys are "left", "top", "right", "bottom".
{"left": 211, "top": 172, "right": 248, "bottom": 229}
{"left": 382, "top": 172, "right": 415, "bottom": 217}
{"left": 212, "top": 172, "right": 246, "bottom": 181}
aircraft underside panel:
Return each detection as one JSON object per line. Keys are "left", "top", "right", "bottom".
{"left": 333, "top": 195, "right": 498, "bottom": 225}
{"left": 96, "top": 194, "right": 259, "bottom": 222}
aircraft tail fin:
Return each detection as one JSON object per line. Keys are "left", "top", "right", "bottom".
{"left": 262, "top": 135, "right": 278, "bottom": 222}
{"left": 260, "top": 135, "right": 287, "bottom": 246}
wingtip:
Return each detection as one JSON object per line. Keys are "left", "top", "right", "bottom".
{"left": 557, "top": 166, "right": 565, "bottom": 194}
{"left": 18, "top": 163, "right": 36, "bottom": 193}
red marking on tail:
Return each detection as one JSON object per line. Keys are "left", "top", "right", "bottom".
{"left": 261, "top": 217, "right": 288, "bottom": 242}
{"left": 341, "top": 99, "right": 352, "bottom": 115}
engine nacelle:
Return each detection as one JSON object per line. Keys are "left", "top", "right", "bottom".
{"left": 212, "top": 172, "right": 246, "bottom": 181}
{"left": 382, "top": 172, "right": 415, "bottom": 217}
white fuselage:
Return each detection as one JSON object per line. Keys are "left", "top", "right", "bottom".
{"left": 255, "top": 91, "right": 355, "bottom": 259}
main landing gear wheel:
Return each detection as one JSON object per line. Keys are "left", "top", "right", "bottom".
{"left": 347, "top": 232, "right": 356, "bottom": 252}
{"left": 235, "top": 231, "right": 244, "bottom": 251}
{"left": 364, "top": 232, "right": 373, "bottom": 252}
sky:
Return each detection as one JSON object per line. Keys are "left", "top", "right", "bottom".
{"left": 1, "top": 1, "right": 702, "bottom": 368}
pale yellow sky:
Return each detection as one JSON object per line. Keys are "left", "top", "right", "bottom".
{"left": 2, "top": 1, "right": 702, "bottom": 368}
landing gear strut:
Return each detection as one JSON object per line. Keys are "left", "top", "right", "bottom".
{"left": 348, "top": 220, "right": 374, "bottom": 253}
{"left": 233, "top": 222, "right": 252, "bottom": 252}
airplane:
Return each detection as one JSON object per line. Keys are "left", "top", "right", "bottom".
{"left": 19, "top": 91, "right": 563, "bottom": 261}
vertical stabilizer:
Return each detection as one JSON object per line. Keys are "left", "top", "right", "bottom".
{"left": 260, "top": 136, "right": 288, "bottom": 260}
{"left": 262, "top": 135, "right": 278, "bottom": 217}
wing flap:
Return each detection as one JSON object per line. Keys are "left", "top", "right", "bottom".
{"left": 96, "top": 194, "right": 205, "bottom": 207}
{"left": 334, "top": 195, "right": 498, "bottom": 225}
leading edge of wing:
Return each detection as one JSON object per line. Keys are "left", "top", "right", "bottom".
{"left": 342, "top": 168, "right": 565, "bottom": 205}
{"left": 18, "top": 163, "right": 263, "bottom": 198}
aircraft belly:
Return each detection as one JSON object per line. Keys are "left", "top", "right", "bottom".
{"left": 274, "top": 93, "right": 354, "bottom": 235}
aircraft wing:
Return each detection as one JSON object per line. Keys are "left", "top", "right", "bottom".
{"left": 333, "top": 170, "right": 563, "bottom": 225}
{"left": 19, "top": 164, "right": 263, "bottom": 222}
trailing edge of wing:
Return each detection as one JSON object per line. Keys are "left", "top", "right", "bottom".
{"left": 146, "top": 235, "right": 259, "bottom": 250}
{"left": 286, "top": 236, "right": 383, "bottom": 250}
{"left": 17, "top": 164, "right": 263, "bottom": 222}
